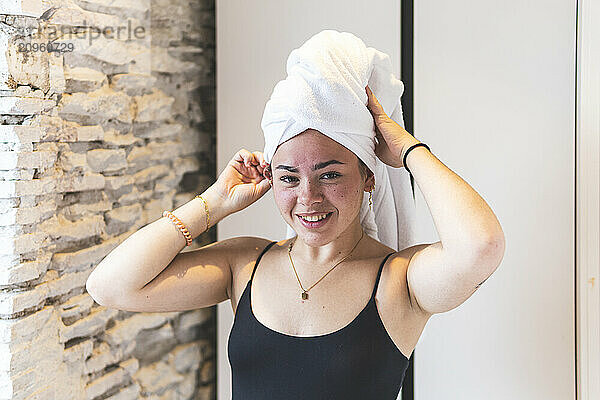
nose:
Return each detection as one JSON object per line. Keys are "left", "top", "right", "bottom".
{"left": 297, "top": 178, "right": 324, "bottom": 208}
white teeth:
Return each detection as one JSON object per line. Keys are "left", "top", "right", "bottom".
{"left": 300, "top": 213, "right": 329, "bottom": 222}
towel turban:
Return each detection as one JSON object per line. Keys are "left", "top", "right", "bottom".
{"left": 261, "top": 29, "right": 416, "bottom": 251}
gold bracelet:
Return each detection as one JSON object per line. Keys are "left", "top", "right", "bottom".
{"left": 162, "top": 210, "right": 193, "bottom": 246}
{"left": 194, "top": 194, "right": 210, "bottom": 232}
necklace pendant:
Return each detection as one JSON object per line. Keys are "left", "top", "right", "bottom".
{"left": 302, "top": 291, "right": 309, "bottom": 300}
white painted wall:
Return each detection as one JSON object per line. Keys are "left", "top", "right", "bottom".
{"left": 412, "top": 1, "right": 576, "bottom": 399}
{"left": 216, "top": 1, "right": 576, "bottom": 399}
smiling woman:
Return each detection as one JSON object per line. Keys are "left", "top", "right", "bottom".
{"left": 87, "top": 29, "right": 505, "bottom": 400}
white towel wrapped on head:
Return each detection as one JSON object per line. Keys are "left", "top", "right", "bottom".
{"left": 261, "top": 29, "right": 416, "bottom": 252}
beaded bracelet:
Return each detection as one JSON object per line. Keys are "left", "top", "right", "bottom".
{"left": 162, "top": 210, "right": 194, "bottom": 246}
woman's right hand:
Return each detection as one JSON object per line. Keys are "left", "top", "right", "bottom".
{"left": 212, "top": 149, "right": 272, "bottom": 214}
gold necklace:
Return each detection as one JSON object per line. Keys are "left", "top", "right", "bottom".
{"left": 288, "top": 230, "right": 365, "bottom": 300}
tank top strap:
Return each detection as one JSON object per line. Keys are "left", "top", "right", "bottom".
{"left": 371, "top": 252, "right": 396, "bottom": 300}
{"left": 250, "top": 241, "right": 277, "bottom": 282}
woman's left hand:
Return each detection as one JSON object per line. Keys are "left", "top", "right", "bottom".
{"left": 365, "top": 85, "right": 420, "bottom": 168}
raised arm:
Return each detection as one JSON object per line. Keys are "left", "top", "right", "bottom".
{"left": 85, "top": 149, "right": 272, "bottom": 312}
{"left": 366, "top": 85, "right": 506, "bottom": 316}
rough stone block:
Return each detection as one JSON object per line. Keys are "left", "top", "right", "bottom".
{"left": 55, "top": 33, "right": 147, "bottom": 68}
{"left": 0, "top": 126, "right": 42, "bottom": 144}
{"left": 51, "top": 233, "right": 121, "bottom": 273}
{"left": 73, "top": 0, "right": 150, "bottom": 20}
{"left": 133, "top": 123, "right": 182, "bottom": 140}
{"left": 154, "top": 171, "right": 179, "bottom": 193}
{"left": 45, "top": 269, "right": 91, "bottom": 299}
{"left": 150, "top": 46, "right": 197, "bottom": 74}
{"left": 0, "top": 252, "right": 51, "bottom": 286}
{"left": 199, "top": 359, "right": 214, "bottom": 384}
{"left": 64, "top": 66, "right": 107, "bottom": 93}
{"left": 134, "top": 89, "right": 174, "bottom": 123}
{"left": 0, "top": 150, "right": 57, "bottom": 170}
{"left": 146, "top": 141, "right": 181, "bottom": 162}
{"left": 133, "top": 360, "right": 184, "bottom": 396}
{"left": 63, "top": 338, "right": 94, "bottom": 364}
{"left": 110, "top": 73, "right": 156, "bottom": 96}
{"left": 104, "top": 382, "right": 141, "bottom": 400}
{"left": 61, "top": 293, "right": 95, "bottom": 323}
{"left": 103, "top": 129, "right": 143, "bottom": 147}
{"left": 125, "top": 145, "right": 152, "bottom": 170}
{"left": 0, "top": 198, "right": 56, "bottom": 226}
{"left": 175, "top": 372, "right": 196, "bottom": 399}
{"left": 168, "top": 342, "right": 201, "bottom": 374}
{"left": 86, "top": 148, "right": 127, "bottom": 172}
{"left": 173, "top": 156, "right": 200, "bottom": 176}
{"left": 59, "top": 306, "right": 118, "bottom": 343}
{"left": 176, "top": 309, "right": 211, "bottom": 332}
{"left": 58, "top": 85, "right": 134, "bottom": 125}
{"left": 62, "top": 196, "right": 112, "bottom": 219}
{"left": 45, "top": 2, "right": 123, "bottom": 29}
{"left": 0, "top": 97, "right": 55, "bottom": 115}
{"left": 41, "top": 214, "right": 105, "bottom": 244}
{"left": 84, "top": 342, "right": 118, "bottom": 374}
{"left": 84, "top": 363, "right": 128, "bottom": 400}
{"left": 104, "top": 174, "right": 134, "bottom": 191}
{"left": 0, "top": 281, "right": 48, "bottom": 316}
{"left": 131, "top": 164, "right": 170, "bottom": 185}
{"left": 58, "top": 149, "right": 87, "bottom": 172}
{"left": 48, "top": 52, "right": 66, "bottom": 95}
{"left": 5, "top": 36, "right": 49, "bottom": 91}
{"left": 103, "top": 313, "right": 168, "bottom": 346}
{"left": 1, "top": 0, "right": 42, "bottom": 17}
{"left": 28, "top": 115, "right": 104, "bottom": 143}
{"left": 54, "top": 171, "right": 105, "bottom": 193}
{"left": 0, "top": 231, "right": 47, "bottom": 255}
{"left": 0, "top": 177, "right": 55, "bottom": 198}
{"left": 104, "top": 203, "right": 141, "bottom": 235}
{"left": 132, "top": 322, "right": 176, "bottom": 364}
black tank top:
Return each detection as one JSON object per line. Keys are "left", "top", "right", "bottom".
{"left": 228, "top": 241, "right": 410, "bottom": 399}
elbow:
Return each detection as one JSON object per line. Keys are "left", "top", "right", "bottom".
{"left": 86, "top": 275, "right": 112, "bottom": 307}
{"left": 474, "top": 232, "right": 506, "bottom": 272}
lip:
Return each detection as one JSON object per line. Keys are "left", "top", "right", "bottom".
{"left": 296, "top": 212, "right": 333, "bottom": 229}
{"left": 296, "top": 212, "right": 332, "bottom": 216}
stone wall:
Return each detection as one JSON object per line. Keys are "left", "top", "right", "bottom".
{"left": 0, "top": 0, "right": 216, "bottom": 398}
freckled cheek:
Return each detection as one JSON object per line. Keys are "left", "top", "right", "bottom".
{"left": 327, "top": 185, "right": 359, "bottom": 202}
{"left": 273, "top": 188, "right": 296, "bottom": 211}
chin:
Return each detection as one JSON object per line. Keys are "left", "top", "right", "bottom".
{"left": 289, "top": 216, "right": 342, "bottom": 246}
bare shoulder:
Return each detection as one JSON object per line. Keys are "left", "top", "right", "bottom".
{"left": 223, "top": 236, "right": 275, "bottom": 296}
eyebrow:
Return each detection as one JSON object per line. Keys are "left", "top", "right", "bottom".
{"left": 274, "top": 159, "right": 345, "bottom": 173}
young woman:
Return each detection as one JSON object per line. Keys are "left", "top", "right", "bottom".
{"left": 86, "top": 86, "right": 505, "bottom": 399}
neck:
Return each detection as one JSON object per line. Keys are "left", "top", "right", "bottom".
{"left": 290, "top": 221, "right": 365, "bottom": 267}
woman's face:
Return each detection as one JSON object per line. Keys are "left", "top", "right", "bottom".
{"left": 270, "top": 129, "right": 374, "bottom": 246}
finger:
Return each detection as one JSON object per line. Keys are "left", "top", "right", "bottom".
{"left": 251, "top": 152, "right": 265, "bottom": 175}
{"left": 235, "top": 148, "right": 254, "bottom": 167}
{"left": 257, "top": 177, "right": 271, "bottom": 194}
{"left": 252, "top": 151, "right": 264, "bottom": 166}
{"left": 366, "top": 86, "right": 388, "bottom": 118}
{"left": 256, "top": 152, "right": 270, "bottom": 170}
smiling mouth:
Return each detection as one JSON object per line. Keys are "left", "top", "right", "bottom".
{"left": 296, "top": 212, "right": 333, "bottom": 227}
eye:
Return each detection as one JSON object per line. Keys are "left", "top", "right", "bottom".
{"left": 321, "top": 172, "right": 341, "bottom": 179}
{"left": 280, "top": 175, "right": 298, "bottom": 183}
